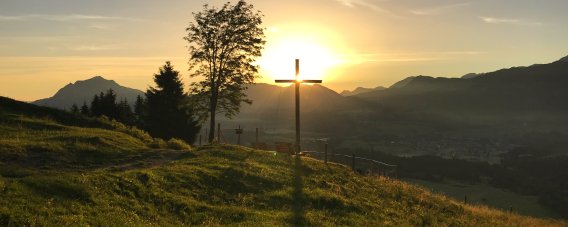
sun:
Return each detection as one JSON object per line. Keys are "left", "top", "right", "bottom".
{"left": 257, "top": 35, "right": 343, "bottom": 81}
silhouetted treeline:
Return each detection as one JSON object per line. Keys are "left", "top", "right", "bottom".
{"left": 69, "top": 62, "right": 200, "bottom": 144}
{"left": 73, "top": 89, "right": 135, "bottom": 125}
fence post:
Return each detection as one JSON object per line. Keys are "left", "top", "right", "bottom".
{"left": 237, "top": 125, "right": 241, "bottom": 145}
{"left": 352, "top": 153, "right": 355, "bottom": 171}
{"left": 464, "top": 195, "right": 468, "bottom": 204}
{"left": 217, "top": 123, "right": 221, "bottom": 142}
{"left": 199, "top": 134, "right": 202, "bottom": 146}
{"left": 324, "top": 143, "right": 328, "bottom": 164}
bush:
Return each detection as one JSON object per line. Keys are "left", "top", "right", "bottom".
{"left": 148, "top": 138, "right": 167, "bottom": 149}
{"left": 167, "top": 138, "right": 192, "bottom": 150}
{"left": 92, "top": 116, "right": 153, "bottom": 143}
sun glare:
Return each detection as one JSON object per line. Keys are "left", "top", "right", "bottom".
{"left": 258, "top": 35, "right": 343, "bottom": 81}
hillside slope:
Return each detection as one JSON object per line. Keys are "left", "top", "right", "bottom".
{"left": 0, "top": 99, "right": 564, "bottom": 226}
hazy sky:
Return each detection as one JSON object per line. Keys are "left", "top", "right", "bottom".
{"left": 1, "top": 0, "right": 567, "bottom": 101}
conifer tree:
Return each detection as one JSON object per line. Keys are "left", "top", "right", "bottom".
{"left": 101, "top": 89, "right": 118, "bottom": 119}
{"left": 89, "top": 90, "right": 121, "bottom": 121}
{"left": 80, "top": 101, "right": 90, "bottom": 115}
{"left": 117, "top": 98, "right": 134, "bottom": 125}
{"left": 145, "top": 62, "right": 200, "bottom": 143}
{"left": 134, "top": 95, "right": 146, "bottom": 127}
{"left": 70, "top": 104, "right": 79, "bottom": 114}
{"left": 90, "top": 93, "right": 102, "bottom": 116}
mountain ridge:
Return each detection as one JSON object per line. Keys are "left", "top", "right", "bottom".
{"left": 33, "top": 76, "right": 144, "bottom": 109}
{"left": 340, "top": 86, "right": 386, "bottom": 96}
{"left": 354, "top": 55, "right": 568, "bottom": 113}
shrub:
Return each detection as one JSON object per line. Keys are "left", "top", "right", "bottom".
{"left": 167, "top": 138, "right": 192, "bottom": 150}
{"left": 148, "top": 138, "right": 167, "bottom": 149}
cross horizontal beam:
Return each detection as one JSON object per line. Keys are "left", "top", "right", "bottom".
{"left": 275, "top": 79, "right": 322, "bottom": 83}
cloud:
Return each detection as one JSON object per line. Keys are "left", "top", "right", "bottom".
{"left": 89, "top": 24, "right": 114, "bottom": 30}
{"left": 338, "top": 53, "right": 437, "bottom": 64}
{"left": 71, "top": 45, "right": 119, "bottom": 51}
{"left": 480, "top": 17, "right": 543, "bottom": 26}
{"left": 0, "top": 14, "right": 141, "bottom": 22}
{"left": 0, "top": 15, "right": 22, "bottom": 21}
{"left": 335, "top": 0, "right": 397, "bottom": 16}
{"left": 0, "top": 36, "right": 76, "bottom": 42}
{"left": 410, "top": 2, "right": 471, "bottom": 16}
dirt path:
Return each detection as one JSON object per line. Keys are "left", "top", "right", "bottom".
{"left": 108, "top": 150, "right": 190, "bottom": 171}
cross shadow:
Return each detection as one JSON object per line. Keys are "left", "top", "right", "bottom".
{"left": 290, "top": 154, "right": 307, "bottom": 225}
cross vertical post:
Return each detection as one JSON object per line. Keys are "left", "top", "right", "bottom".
{"left": 275, "top": 59, "right": 323, "bottom": 155}
{"left": 295, "top": 59, "right": 301, "bottom": 154}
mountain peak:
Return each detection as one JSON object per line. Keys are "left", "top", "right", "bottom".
{"left": 390, "top": 76, "right": 417, "bottom": 89}
{"left": 91, "top": 75, "right": 106, "bottom": 80}
{"left": 33, "top": 76, "right": 144, "bottom": 109}
{"left": 461, "top": 73, "right": 479, "bottom": 79}
{"left": 340, "top": 86, "right": 385, "bottom": 96}
{"left": 81, "top": 75, "right": 115, "bottom": 83}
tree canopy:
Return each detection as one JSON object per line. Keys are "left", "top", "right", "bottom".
{"left": 185, "top": 0, "right": 265, "bottom": 142}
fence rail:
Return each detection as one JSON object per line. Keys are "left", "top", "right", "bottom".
{"left": 302, "top": 150, "right": 398, "bottom": 177}
{"left": 196, "top": 123, "right": 397, "bottom": 177}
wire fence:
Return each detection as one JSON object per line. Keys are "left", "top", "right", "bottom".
{"left": 302, "top": 150, "right": 398, "bottom": 177}
{"left": 195, "top": 123, "right": 397, "bottom": 177}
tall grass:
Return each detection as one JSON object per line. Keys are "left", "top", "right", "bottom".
{"left": 2, "top": 143, "right": 564, "bottom": 226}
{"left": 0, "top": 101, "right": 564, "bottom": 226}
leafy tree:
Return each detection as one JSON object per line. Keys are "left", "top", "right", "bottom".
{"left": 145, "top": 62, "right": 200, "bottom": 143}
{"left": 185, "top": 0, "right": 265, "bottom": 142}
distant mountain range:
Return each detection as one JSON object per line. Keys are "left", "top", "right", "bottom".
{"left": 15, "top": 54, "right": 568, "bottom": 164}
{"left": 354, "top": 55, "right": 568, "bottom": 113}
{"left": 340, "top": 86, "right": 386, "bottom": 96}
{"left": 31, "top": 55, "right": 568, "bottom": 136}
{"left": 33, "top": 76, "right": 144, "bottom": 109}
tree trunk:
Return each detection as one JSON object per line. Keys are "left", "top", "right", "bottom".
{"left": 208, "top": 90, "right": 218, "bottom": 143}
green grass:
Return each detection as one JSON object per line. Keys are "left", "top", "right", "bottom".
{"left": 0, "top": 113, "right": 188, "bottom": 171}
{"left": 1, "top": 143, "right": 565, "bottom": 226}
{"left": 0, "top": 98, "right": 566, "bottom": 226}
{"left": 406, "top": 178, "right": 562, "bottom": 219}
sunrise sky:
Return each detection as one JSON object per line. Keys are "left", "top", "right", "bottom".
{"left": 1, "top": 0, "right": 568, "bottom": 101}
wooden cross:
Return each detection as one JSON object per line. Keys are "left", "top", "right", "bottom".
{"left": 275, "top": 59, "right": 323, "bottom": 154}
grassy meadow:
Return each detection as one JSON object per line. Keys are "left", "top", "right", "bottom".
{"left": 0, "top": 98, "right": 566, "bottom": 226}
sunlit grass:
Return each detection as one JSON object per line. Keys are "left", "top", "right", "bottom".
{"left": 0, "top": 110, "right": 564, "bottom": 225}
